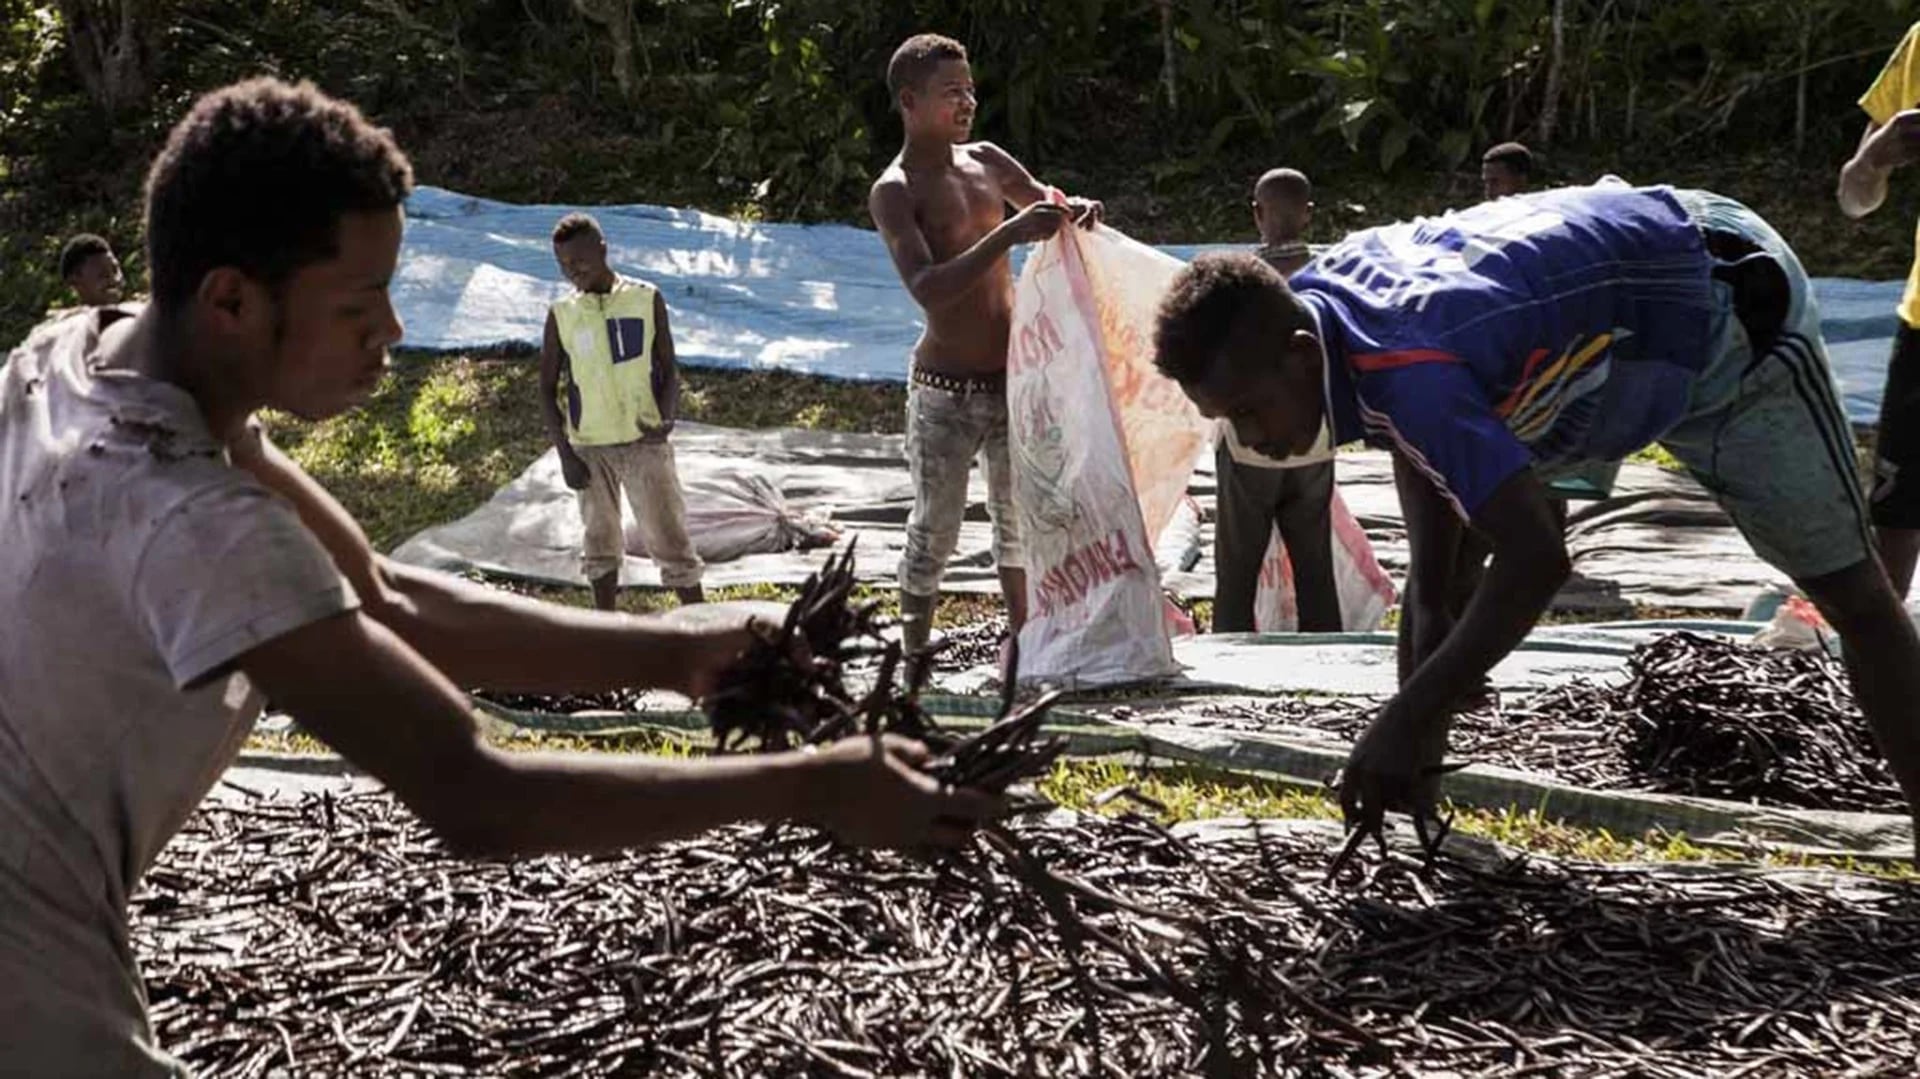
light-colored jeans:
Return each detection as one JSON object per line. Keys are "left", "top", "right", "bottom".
{"left": 899, "top": 381, "right": 1024, "bottom": 597}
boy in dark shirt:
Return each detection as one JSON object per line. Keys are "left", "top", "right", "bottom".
{"left": 1212, "top": 168, "right": 1339, "bottom": 633}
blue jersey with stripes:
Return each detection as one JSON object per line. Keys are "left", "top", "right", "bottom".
{"left": 1294, "top": 185, "right": 1716, "bottom": 516}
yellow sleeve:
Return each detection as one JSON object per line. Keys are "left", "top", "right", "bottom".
{"left": 1861, "top": 23, "right": 1920, "bottom": 126}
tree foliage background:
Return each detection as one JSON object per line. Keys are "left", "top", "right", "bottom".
{"left": 3, "top": 0, "right": 1917, "bottom": 343}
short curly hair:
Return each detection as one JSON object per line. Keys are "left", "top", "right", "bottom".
{"left": 1482, "top": 141, "right": 1533, "bottom": 176}
{"left": 58, "top": 234, "right": 113, "bottom": 281}
{"left": 551, "top": 213, "right": 603, "bottom": 245}
{"left": 887, "top": 34, "right": 967, "bottom": 103}
{"left": 1154, "top": 252, "right": 1316, "bottom": 385}
{"left": 143, "top": 78, "right": 414, "bottom": 310}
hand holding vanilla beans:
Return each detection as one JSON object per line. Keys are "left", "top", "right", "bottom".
{"left": 701, "top": 542, "right": 1066, "bottom": 796}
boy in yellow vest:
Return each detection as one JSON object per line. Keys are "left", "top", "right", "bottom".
{"left": 539, "top": 213, "right": 705, "bottom": 609}
{"left": 1841, "top": 22, "right": 1920, "bottom": 598}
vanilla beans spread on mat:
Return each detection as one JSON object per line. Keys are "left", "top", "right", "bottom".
{"left": 135, "top": 790, "right": 1920, "bottom": 1077}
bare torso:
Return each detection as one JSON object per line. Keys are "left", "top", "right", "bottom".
{"left": 885, "top": 144, "right": 1021, "bottom": 375}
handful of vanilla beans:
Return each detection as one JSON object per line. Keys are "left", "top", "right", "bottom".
{"left": 701, "top": 542, "right": 1065, "bottom": 794}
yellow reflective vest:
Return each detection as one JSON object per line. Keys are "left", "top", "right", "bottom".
{"left": 552, "top": 277, "right": 664, "bottom": 446}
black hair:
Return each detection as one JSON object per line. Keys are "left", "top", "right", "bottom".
{"left": 1481, "top": 141, "right": 1534, "bottom": 176}
{"left": 58, "top": 234, "right": 113, "bottom": 281}
{"left": 1154, "top": 252, "right": 1316, "bottom": 385}
{"left": 1253, "top": 168, "right": 1312, "bottom": 207}
{"left": 551, "top": 212, "right": 603, "bottom": 245}
{"left": 887, "top": 34, "right": 968, "bottom": 103}
{"left": 143, "top": 77, "right": 414, "bottom": 311}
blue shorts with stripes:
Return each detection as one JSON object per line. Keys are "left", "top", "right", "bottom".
{"left": 1654, "top": 189, "right": 1873, "bottom": 581}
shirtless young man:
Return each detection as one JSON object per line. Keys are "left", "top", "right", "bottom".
{"left": 868, "top": 33, "right": 1101, "bottom": 652}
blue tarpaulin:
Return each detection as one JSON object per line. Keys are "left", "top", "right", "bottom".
{"left": 393, "top": 186, "right": 1904, "bottom": 425}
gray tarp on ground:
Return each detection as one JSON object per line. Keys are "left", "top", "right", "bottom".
{"left": 438, "top": 622, "right": 1910, "bottom": 861}
{"left": 1164, "top": 621, "right": 1765, "bottom": 696}
{"left": 393, "top": 424, "right": 1791, "bottom": 613}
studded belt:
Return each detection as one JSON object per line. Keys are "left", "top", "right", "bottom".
{"left": 911, "top": 366, "right": 1007, "bottom": 395}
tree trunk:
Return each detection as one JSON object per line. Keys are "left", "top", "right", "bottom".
{"left": 1537, "top": 0, "right": 1567, "bottom": 147}
{"left": 1794, "top": 8, "right": 1812, "bottom": 156}
{"left": 1157, "top": 0, "right": 1177, "bottom": 111}
{"left": 573, "top": 0, "right": 638, "bottom": 101}
{"left": 56, "top": 0, "right": 158, "bottom": 115}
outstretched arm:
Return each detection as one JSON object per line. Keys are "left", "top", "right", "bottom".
{"left": 1398, "top": 467, "right": 1568, "bottom": 714}
{"left": 1393, "top": 451, "right": 1467, "bottom": 686}
{"left": 976, "top": 142, "right": 1101, "bottom": 225}
{"left": 242, "top": 609, "right": 1002, "bottom": 858}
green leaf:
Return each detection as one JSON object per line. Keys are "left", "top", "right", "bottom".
{"left": 1438, "top": 129, "right": 1473, "bottom": 168}
{"left": 1203, "top": 115, "right": 1238, "bottom": 155}
{"left": 1337, "top": 98, "right": 1379, "bottom": 148}
{"left": 1379, "top": 122, "right": 1412, "bottom": 173}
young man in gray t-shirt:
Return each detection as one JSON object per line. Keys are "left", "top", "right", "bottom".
{"left": 0, "top": 78, "right": 999, "bottom": 1075}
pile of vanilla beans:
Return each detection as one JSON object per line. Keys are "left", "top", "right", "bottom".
{"left": 701, "top": 543, "right": 1063, "bottom": 796}
{"left": 1206, "top": 632, "right": 1902, "bottom": 813}
{"left": 135, "top": 790, "right": 1920, "bottom": 1077}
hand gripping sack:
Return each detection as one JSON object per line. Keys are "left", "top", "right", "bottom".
{"left": 1007, "top": 225, "right": 1213, "bottom": 685}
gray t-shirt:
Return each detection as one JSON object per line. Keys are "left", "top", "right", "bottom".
{"left": 0, "top": 310, "right": 358, "bottom": 1075}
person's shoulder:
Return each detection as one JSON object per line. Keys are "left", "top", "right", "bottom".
{"left": 966, "top": 141, "right": 1024, "bottom": 173}
{"left": 19, "top": 384, "right": 251, "bottom": 570}
{"left": 868, "top": 162, "right": 915, "bottom": 225}
{"left": 966, "top": 140, "right": 1011, "bottom": 161}
{"left": 869, "top": 159, "right": 910, "bottom": 199}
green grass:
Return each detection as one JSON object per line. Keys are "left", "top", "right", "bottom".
{"left": 267, "top": 355, "right": 906, "bottom": 553}
{"left": 245, "top": 727, "right": 1913, "bottom": 879}
{"left": 1626, "top": 442, "right": 1685, "bottom": 472}
{"left": 1034, "top": 757, "right": 1914, "bottom": 880}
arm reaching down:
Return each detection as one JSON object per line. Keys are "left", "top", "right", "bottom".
{"left": 1393, "top": 451, "right": 1469, "bottom": 686}
{"left": 539, "top": 310, "right": 590, "bottom": 490}
{"left": 653, "top": 289, "right": 680, "bottom": 432}
{"left": 1341, "top": 467, "right": 1569, "bottom": 825}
